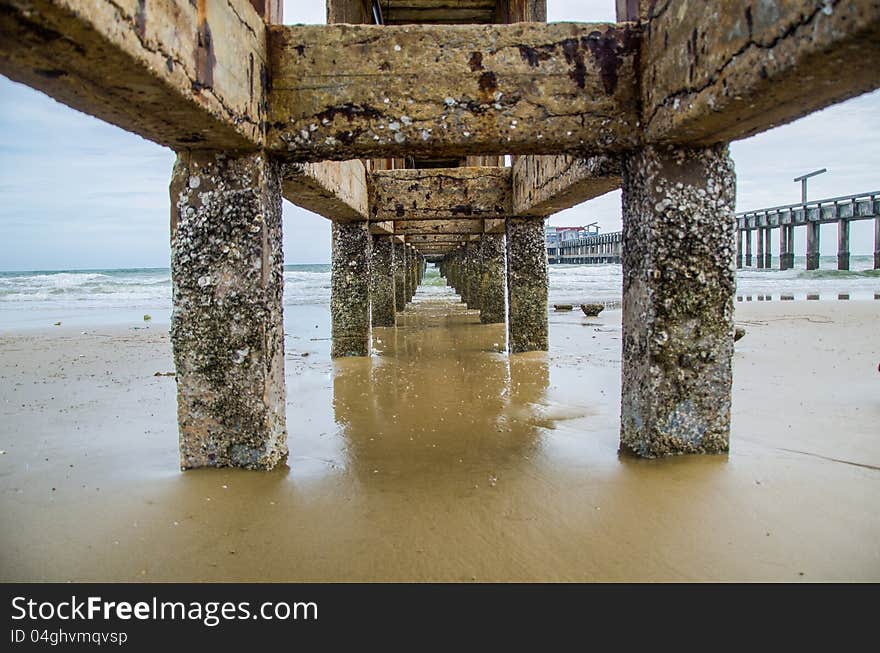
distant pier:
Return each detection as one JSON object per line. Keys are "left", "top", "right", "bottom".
{"left": 737, "top": 191, "right": 880, "bottom": 270}
{"left": 547, "top": 231, "right": 623, "bottom": 265}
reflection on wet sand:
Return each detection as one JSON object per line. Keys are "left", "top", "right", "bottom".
{"left": 333, "top": 295, "right": 548, "bottom": 484}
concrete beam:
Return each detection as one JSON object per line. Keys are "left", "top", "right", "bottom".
{"left": 282, "top": 160, "right": 368, "bottom": 221}
{"left": 512, "top": 154, "right": 621, "bottom": 217}
{"left": 369, "top": 221, "right": 395, "bottom": 235}
{"left": 267, "top": 22, "right": 640, "bottom": 161}
{"left": 394, "top": 219, "right": 485, "bottom": 235}
{"left": 642, "top": 0, "right": 880, "bottom": 145}
{"left": 0, "top": 0, "right": 267, "bottom": 151}
{"left": 405, "top": 234, "right": 468, "bottom": 244}
{"left": 369, "top": 167, "right": 512, "bottom": 221}
{"left": 483, "top": 218, "right": 506, "bottom": 234}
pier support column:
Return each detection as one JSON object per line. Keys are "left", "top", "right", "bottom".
{"left": 875, "top": 217, "right": 880, "bottom": 270}
{"left": 736, "top": 229, "right": 743, "bottom": 269}
{"left": 479, "top": 232, "right": 506, "bottom": 324}
{"left": 392, "top": 240, "right": 406, "bottom": 312}
{"left": 764, "top": 228, "right": 772, "bottom": 269}
{"left": 779, "top": 224, "right": 788, "bottom": 270}
{"left": 837, "top": 219, "right": 850, "bottom": 271}
{"left": 782, "top": 225, "right": 795, "bottom": 270}
{"left": 506, "top": 217, "right": 548, "bottom": 353}
{"left": 331, "top": 221, "right": 370, "bottom": 357}
{"left": 170, "top": 151, "right": 287, "bottom": 470}
{"left": 756, "top": 227, "right": 764, "bottom": 268}
{"left": 466, "top": 242, "right": 481, "bottom": 311}
{"left": 370, "top": 235, "right": 396, "bottom": 327}
{"left": 745, "top": 229, "right": 752, "bottom": 266}
{"left": 806, "top": 220, "right": 821, "bottom": 270}
{"left": 620, "top": 144, "right": 736, "bottom": 458}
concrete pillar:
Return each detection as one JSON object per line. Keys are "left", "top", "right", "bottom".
{"left": 620, "top": 144, "right": 735, "bottom": 458}
{"left": 392, "top": 240, "right": 406, "bottom": 312}
{"left": 837, "top": 219, "right": 850, "bottom": 271}
{"left": 331, "top": 221, "right": 370, "bottom": 357}
{"left": 370, "top": 235, "right": 395, "bottom": 327}
{"left": 782, "top": 225, "right": 795, "bottom": 270}
{"left": 479, "top": 232, "right": 506, "bottom": 324}
{"left": 756, "top": 227, "right": 764, "bottom": 268}
{"left": 736, "top": 229, "right": 743, "bottom": 269}
{"left": 506, "top": 217, "right": 548, "bottom": 353}
{"left": 466, "top": 242, "right": 481, "bottom": 311}
{"left": 875, "top": 217, "right": 880, "bottom": 270}
{"left": 169, "top": 151, "right": 287, "bottom": 470}
{"left": 764, "top": 228, "right": 772, "bottom": 269}
{"left": 806, "top": 220, "right": 821, "bottom": 270}
{"left": 745, "top": 229, "right": 752, "bottom": 266}
{"left": 778, "top": 224, "right": 788, "bottom": 270}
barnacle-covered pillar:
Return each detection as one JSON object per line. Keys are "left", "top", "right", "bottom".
{"left": 506, "top": 217, "right": 548, "bottom": 353}
{"left": 170, "top": 151, "right": 287, "bottom": 470}
{"left": 465, "top": 242, "right": 481, "bottom": 311}
{"left": 392, "top": 239, "right": 406, "bottom": 312}
{"left": 370, "top": 234, "right": 396, "bottom": 327}
{"left": 331, "top": 221, "right": 371, "bottom": 357}
{"left": 620, "top": 144, "right": 736, "bottom": 458}
{"left": 479, "top": 232, "right": 506, "bottom": 324}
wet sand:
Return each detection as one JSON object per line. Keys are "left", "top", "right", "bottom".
{"left": 1, "top": 290, "right": 878, "bottom": 581}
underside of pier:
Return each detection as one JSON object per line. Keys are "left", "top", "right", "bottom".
{"left": 2, "top": 0, "right": 878, "bottom": 468}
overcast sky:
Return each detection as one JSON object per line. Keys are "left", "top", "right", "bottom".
{"left": 0, "top": 0, "right": 877, "bottom": 271}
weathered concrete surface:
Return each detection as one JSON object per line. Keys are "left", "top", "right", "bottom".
{"left": 0, "top": 0, "right": 267, "bottom": 151}
{"left": 756, "top": 227, "right": 764, "bottom": 269}
{"left": 620, "top": 144, "right": 736, "bottom": 458}
{"left": 764, "top": 228, "right": 772, "bottom": 269}
{"left": 464, "top": 243, "right": 480, "bottom": 310}
{"left": 370, "top": 235, "right": 396, "bottom": 327}
{"left": 512, "top": 154, "right": 621, "bottom": 217}
{"left": 479, "top": 232, "right": 505, "bottom": 324}
{"left": 331, "top": 221, "right": 371, "bottom": 357}
{"left": 506, "top": 216, "right": 548, "bottom": 353}
{"left": 267, "top": 22, "right": 640, "bottom": 160}
{"left": 169, "top": 150, "right": 287, "bottom": 470}
{"left": 837, "top": 219, "right": 850, "bottom": 271}
{"left": 370, "top": 167, "right": 512, "bottom": 221}
{"left": 282, "top": 160, "right": 368, "bottom": 221}
{"left": 642, "top": 0, "right": 880, "bottom": 145}
{"left": 392, "top": 240, "right": 407, "bottom": 312}
{"left": 395, "top": 219, "right": 484, "bottom": 235}
{"left": 807, "top": 220, "right": 821, "bottom": 271}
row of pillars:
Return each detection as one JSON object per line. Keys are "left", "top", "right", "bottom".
{"left": 738, "top": 217, "right": 880, "bottom": 271}
{"left": 168, "top": 142, "right": 738, "bottom": 469}
{"left": 330, "top": 223, "right": 425, "bottom": 358}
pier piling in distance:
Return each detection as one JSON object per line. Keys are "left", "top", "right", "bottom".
{"left": 479, "top": 232, "right": 506, "bottom": 324}
{"left": 370, "top": 234, "right": 396, "bottom": 327}
{"left": 331, "top": 221, "right": 371, "bottom": 357}
{"left": 506, "top": 217, "right": 549, "bottom": 353}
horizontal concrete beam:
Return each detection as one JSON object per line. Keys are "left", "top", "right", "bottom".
{"left": 282, "top": 160, "right": 367, "bottom": 221}
{"left": 267, "top": 22, "right": 640, "bottom": 161}
{"left": 369, "top": 221, "right": 395, "bottom": 235}
{"left": 512, "top": 154, "right": 621, "bottom": 216}
{"left": 0, "top": 0, "right": 266, "bottom": 151}
{"left": 483, "top": 218, "right": 506, "bottom": 234}
{"left": 394, "top": 219, "right": 485, "bottom": 235}
{"left": 369, "top": 167, "right": 511, "bottom": 221}
{"left": 643, "top": 0, "right": 880, "bottom": 145}
{"left": 406, "top": 234, "right": 469, "bottom": 243}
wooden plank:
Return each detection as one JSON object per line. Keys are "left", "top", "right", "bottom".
{"left": 0, "top": 0, "right": 266, "bottom": 151}
{"left": 267, "top": 22, "right": 640, "bottom": 161}
{"left": 512, "top": 154, "right": 621, "bottom": 217}
{"left": 369, "top": 167, "right": 511, "bottom": 221}
{"left": 643, "top": 0, "right": 880, "bottom": 145}
{"left": 394, "top": 219, "right": 485, "bottom": 234}
{"left": 282, "top": 160, "right": 368, "bottom": 221}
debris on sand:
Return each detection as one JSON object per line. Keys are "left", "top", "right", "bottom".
{"left": 580, "top": 303, "right": 604, "bottom": 317}
{"left": 734, "top": 327, "right": 746, "bottom": 342}
{"left": 553, "top": 304, "right": 573, "bottom": 311}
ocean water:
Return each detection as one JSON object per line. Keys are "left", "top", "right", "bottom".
{"left": 0, "top": 257, "right": 877, "bottom": 329}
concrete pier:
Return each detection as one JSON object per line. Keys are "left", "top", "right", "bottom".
{"left": 506, "top": 217, "right": 548, "bottom": 353}
{"left": 479, "top": 232, "right": 506, "bottom": 324}
{"left": 876, "top": 217, "right": 880, "bottom": 270}
{"left": 465, "top": 242, "right": 481, "bottom": 311}
{"left": 370, "top": 235, "right": 396, "bottom": 327}
{"left": 169, "top": 151, "right": 288, "bottom": 470}
{"left": 764, "top": 228, "right": 772, "bottom": 269}
{"left": 331, "top": 221, "right": 371, "bottom": 357}
{"left": 620, "top": 144, "right": 735, "bottom": 458}
{"left": 736, "top": 229, "right": 743, "bottom": 269}
{"left": 807, "top": 221, "right": 821, "bottom": 271}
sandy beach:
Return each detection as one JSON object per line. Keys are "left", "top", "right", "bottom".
{"left": 0, "top": 293, "right": 878, "bottom": 582}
